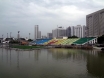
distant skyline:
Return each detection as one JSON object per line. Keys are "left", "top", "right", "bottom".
{"left": 0, "top": 0, "right": 104, "bottom": 39}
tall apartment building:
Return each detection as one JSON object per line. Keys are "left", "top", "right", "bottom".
{"left": 71, "top": 26, "right": 75, "bottom": 36}
{"left": 38, "top": 31, "right": 41, "bottom": 39}
{"left": 35, "top": 25, "right": 42, "bottom": 39}
{"left": 86, "top": 9, "right": 104, "bottom": 37}
{"left": 83, "top": 25, "right": 87, "bottom": 37}
{"left": 47, "top": 33, "right": 53, "bottom": 39}
{"left": 52, "top": 27, "right": 66, "bottom": 38}
{"left": 34, "top": 25, "right": 39, "bottom": 40}
{"left": 74, "top": 25, "right": 86, "bottom": 38}
{"left": 63, "top": 25, "right": 85, "bottom": 38}
{"left": 42, "top": 36, "right": 47, "bottom": 39}
{"left": 66, "top": 26, "right": 71, "bottom": 37}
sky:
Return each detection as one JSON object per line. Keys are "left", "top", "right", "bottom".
{"left": 0, "top": 0, "right": 104, "bottom": 39}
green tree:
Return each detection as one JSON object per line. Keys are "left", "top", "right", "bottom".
{"left": 97, "top": 35, "right": 104, "bottom": 44}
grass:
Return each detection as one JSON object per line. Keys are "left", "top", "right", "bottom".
{"left": 12, "top": 45, "right": 44, "bottom": 49}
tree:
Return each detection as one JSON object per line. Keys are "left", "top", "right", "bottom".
{"left": 28, "top": 39, "right": 33, "bottom": 42}
{"left": 97, "top": 35, "right": 104, "bottom": 44}
{"left": 68, "top": 35, "right": 78, "bottom": 38}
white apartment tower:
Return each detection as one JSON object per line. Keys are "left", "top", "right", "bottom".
{"left": 66, "top": 26, "right": 71, "bottom": 37}
{"left": 35, "top": 25, "right": 39, "bottom": 40}
{"left": 52, "top": 27, "right": 66, "bottom": 38}
{"left": 71, "top": 26, "right": 75, "bottom": 36}
{"left": 47, "top": 33, "right": 53, "bottom": 38}
{"left": 86, "top": 9, "right": 104, "bottom": 37}
{"left": 74, "top": 25, "right": 86, "bottom": 38}
{"left": 38, "top": 31, "right": 41, "bottom": 39}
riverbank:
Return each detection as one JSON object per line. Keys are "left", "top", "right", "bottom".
{"left": 0, "top": 43, "right": 97, "bottom": 51}
{"left": 52, "top": 45, "right": 93, "bottom": 50}
{"left": 11, "top": 45, "right": 44, "bottom": 49}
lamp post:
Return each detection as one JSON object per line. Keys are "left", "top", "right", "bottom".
{"left": 7, "top": 33, "right": 8, "bottom": 38}
{"left": 10, "top": 32, "right": 12, "bottom": 38}
{"left": 2, "top": 34, "right": 3, "bottom": 46}
{"left": 2, "top": 34, "right": 3, "bottom": 39}
{"left": 17, "top": 31, "right": 20, "bottom": 45}
{"left": 29, "top": 33, "right": 30, "bottom": 39}
{"left": 18, "top": 31, "right": 20, "bottom": 39}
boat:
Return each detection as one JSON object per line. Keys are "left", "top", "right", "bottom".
{"left": 93, "top": 46, "right": 102, "bottom": 50}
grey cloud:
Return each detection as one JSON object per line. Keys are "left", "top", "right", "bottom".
{"left": 0, "top": 0, "right": 104, "bottom": 38}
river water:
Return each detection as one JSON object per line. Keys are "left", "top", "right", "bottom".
{"left": 0, "top": 48, "right": 104, "bottom": 78}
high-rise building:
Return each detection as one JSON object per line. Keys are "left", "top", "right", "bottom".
{"left": 42, "top": 36, "right": 47, "bottom": 39}
{"left": 86, "top": 9, "right": 104, "bottom": 37}
{"left": 35, "top": 25, "right": 39, "bottom": 40}
{"left": 52, "top": 27, "right": 66, "bottom": 38}
{"left": 83, "top": 25, "right": 87, "bottom": 37}
{"left": 52, "top": 29, "right": 57, "bottom": 38}
{"left": 17, "top": 31, "right": 20, "bottom": 39}
{"left": 71, "top": 26, "right": 75, "bottom": 36}
{"left": 47, "top": 33, "right": 53, "bottom": 39}
{"left": 38, "top": 31, "right": 41, "bottom": 39}
{"left": 74, "top": 25, "right": 86, "bottom": 38}
{"left": 66, "top": 26, "right": 71, "bottom": 37}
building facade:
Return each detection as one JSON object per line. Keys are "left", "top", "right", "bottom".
{"left": 86, "top": 9, "right": 104, "bottom": 37}
{"left": 47, "top": 33, "right": 53, "bottom": 39}
{"left": 38, "top": 31, "right": 41, "bottom": 39}
{"left": 66, "top": 26, "right": 71, "bottom": 37}
{"left": 74, "top": 25, "right": 86, "bottom": 38}
{"left": 71, "top": 26, "right": 75, "bottom": 36}
{"left": 35, "top": 25, "right": 39, "bottom": 40}
{"left": 41, "top": 36, "right": 47, "bottom": 39}
{"left": 52, "top": 27, "right": 66, "bottom": 38}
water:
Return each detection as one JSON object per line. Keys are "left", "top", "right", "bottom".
{"left": 0, "top": 48, "right": 104, "bottom": 78}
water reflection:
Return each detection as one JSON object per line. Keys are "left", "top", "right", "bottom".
{"left": 29, "top": 51, "right": 30, "bottom": 58}
{"left": 34, "top": 50, "right": 41, "bottom": 61}
{"left": 10, "top": 49, "right": 11, "bottom": 66}
{"left": 48, "top": 49, "right": 87, "bottom": 61}
{"left": 0, "top": 49, "right": 42, "bottom": 69}
{"left": 2, "top": 48, "right": 3, "bottom": 61}
{"left": 87, "top": 51, "right": 104, "bottom": 78}
{"left": 0, "top": 48, "right": 104, "bottom": 78}
{"left": 6, "top": 49, "right": 8, "bottom": 64}
{"left": 17, "top": 51, "right": 19, "bottom": 69}
{"left": 48, "top": 49, "right": 104, "bottom": 78}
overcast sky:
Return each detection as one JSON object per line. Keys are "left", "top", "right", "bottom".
{"left": 0, "top": 0, "right": 104, "bottom": 39}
